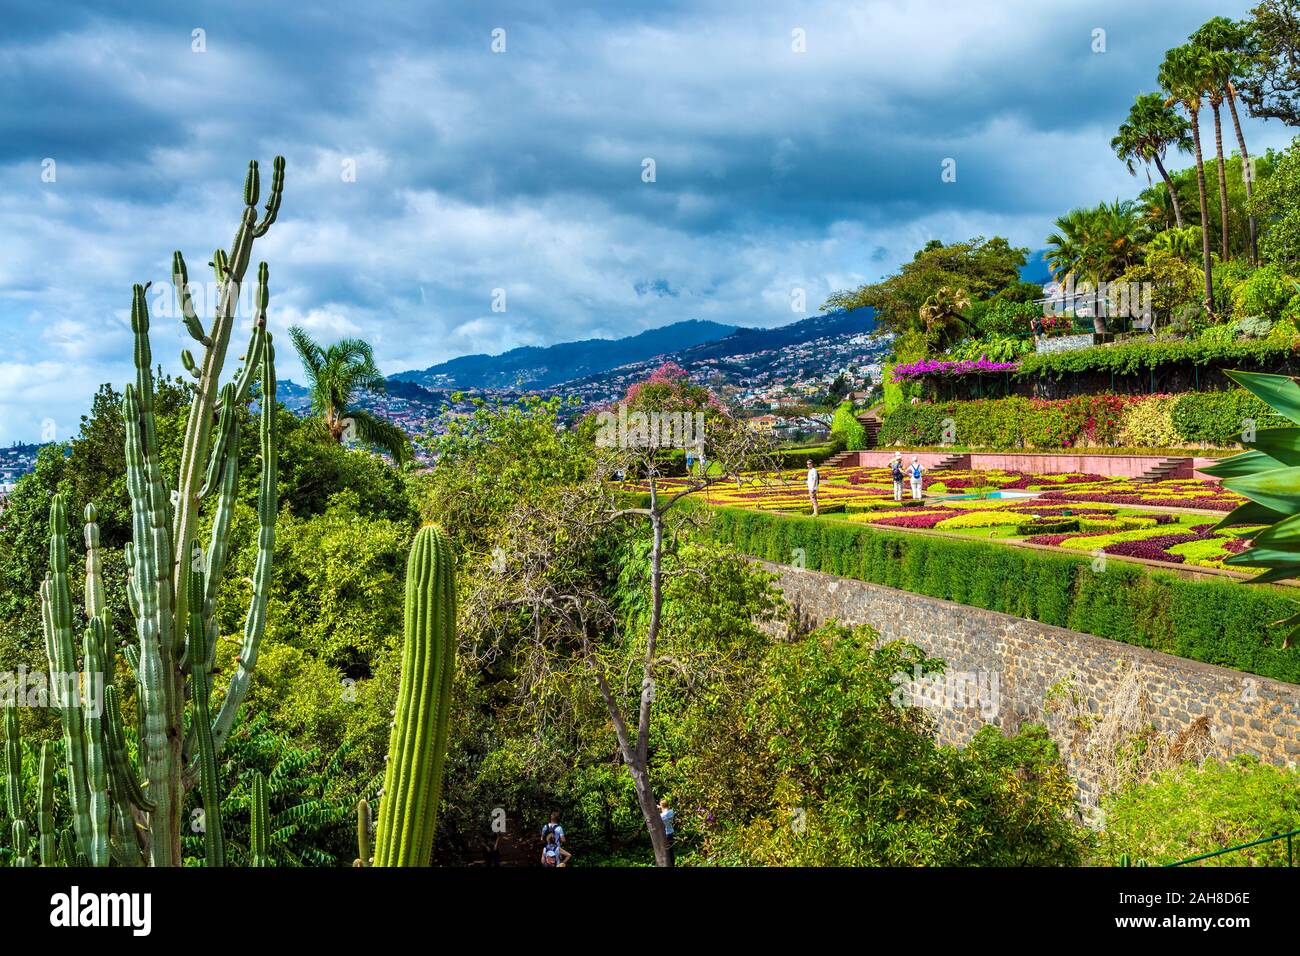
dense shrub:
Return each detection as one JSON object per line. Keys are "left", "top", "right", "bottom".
{"left": 707, "top": 507, "right": 1300, "bottom": 683}
{"left": 1232, "top": 264, "right": 1297, "bottom": 321}
{"left": 1100, "top": 757, "right": 1300, "bottom": 866}
{"left": 1017, "top": 336, "right": 1299, "bottom": 380}
{"left": 1169, "top": 390, "right": 1276, "bottom": 446}
{"left": 1115, "top": 395, "right": 1180, "bottom": 447}
{"left": 830, "top": 401, "right": 867, "bottom": 450}
{"left": 881, "top": 389, "right": 1274, "bottom": 450}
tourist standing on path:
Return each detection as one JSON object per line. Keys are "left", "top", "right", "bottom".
{"left": 540, "top": 811, "right": 566, "bottom": 865}
{"left": 890, "top": 452, "right": 905, "bottom": 502}
{"left": 806, "top": 459, "right": 820, "bottom": 516}
{"left": 909, "top": 455, "right": 925, "bottom": 500}
{"left": 541, "top": 832, "right": 571, "bottom": 867}
{"left": 659, "top": 797, "right": 676, "bottom": 865}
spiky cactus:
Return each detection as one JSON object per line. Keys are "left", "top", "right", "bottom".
{"left": 354, "top": 798, "right": 372, "bottom": 867}
{"left": 372, "top": 525, "right": 457, "bottom": 867}
{"left": 250, "top": 771, "right": 270, "bottom": 867}
{"left": 27, "top": 158, "right": 286, "bottom": 867}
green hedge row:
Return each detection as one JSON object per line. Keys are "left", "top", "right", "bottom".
{"left": 1015, "top": 336, "right": 1297, "bottom": 379}
{"left": 707, "top": 507, "right": 1300, "bottom": 683}
{"left": 879, "top": 389, "right": 1276, "bottom": 449}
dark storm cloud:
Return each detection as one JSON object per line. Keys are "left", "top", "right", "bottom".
{"left": 0, "top": 0, "right": 1289, "bottom": 441}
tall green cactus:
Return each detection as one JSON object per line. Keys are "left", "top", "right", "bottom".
{"left": 250, "top": 771, "right": 270, "bottom": 867}
{"left": 30, "top": 158, "right": 286, "bottom": 867}
{"left": 373, "top": 525, "right": 457, "bottom": 867}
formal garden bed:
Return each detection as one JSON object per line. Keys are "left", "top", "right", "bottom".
{"left": 637, "top": 465, "right": 1256, "bottom": 571}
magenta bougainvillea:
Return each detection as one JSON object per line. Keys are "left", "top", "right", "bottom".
{"left": 890, "top": 358, "right": 1021, "bottom": 381}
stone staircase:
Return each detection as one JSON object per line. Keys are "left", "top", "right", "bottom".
{"left": 930, "top": 452, "right": 967, "bottom": 471}
{"left": 1134, "top": 457, "right": 1192, "bottom": 483}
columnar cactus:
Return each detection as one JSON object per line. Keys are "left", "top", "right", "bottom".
{"left": 29, "top": 158, "right": 286, "bottom": 867}
{"left": 373, "top": 525, "right": 457, "bottom": 867}
{"left": 250, "top": 771, "right": 270, "bottom": 867}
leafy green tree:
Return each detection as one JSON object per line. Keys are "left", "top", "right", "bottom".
{"left": 288, "top": 327, "right": 410, "bottom": 464}
{"left": 1254, "top": 135, "right": 1300, "bottom": 265}
{"left": 823, "top": 237, "right": 1027, "bottom": 341}
{"left": 1238, "top": 0, "right": 1300, "bottom": 127}
{"left": 1113, "top": 92, "right": 1194, "bottom": 228}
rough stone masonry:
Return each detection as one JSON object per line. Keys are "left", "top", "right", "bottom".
{"left": 762, "top": 561, "right": 1300, "bottom": 812}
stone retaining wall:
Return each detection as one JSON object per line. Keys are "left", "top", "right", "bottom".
{"left": 765, "top": 561, "right": 1300, "bottom": 809}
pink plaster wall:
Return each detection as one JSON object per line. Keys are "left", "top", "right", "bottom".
{"left": 842, "top": 451, "right": 1197, "bottom": 479}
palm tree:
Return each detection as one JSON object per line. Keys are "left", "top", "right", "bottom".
{"left": 288, "top": 327, "right": 411, "bottom": 463}
{"left": 1160, "top": 44, "right": 1216, "bottom": 313}
{"left": 1112, "top": 93, "right": 1193, "bottom": 228}
{"left": 1193, "top": 16, "right": 1260, "bottom": 264}
{"left": 918, "top": 286, "right": 973, "bottom": 350}
{"left": 1045, "top": 200, "right": 1148, "bottom": 285}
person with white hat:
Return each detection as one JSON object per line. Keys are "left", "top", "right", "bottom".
{"left": 889, "top": 451, "right": 905, "bottom": 502}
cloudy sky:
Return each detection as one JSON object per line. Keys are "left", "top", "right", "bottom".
{"left": 0, "top": 0, "right": 1292, "bottom": 442}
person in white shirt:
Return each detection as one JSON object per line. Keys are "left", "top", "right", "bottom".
{"left": 806, "top": 459, "right": 820, "bottom": 516}
{"left": 909, "top": 455, "right": 925, "bottom": 500}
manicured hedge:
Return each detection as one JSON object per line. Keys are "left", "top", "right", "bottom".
{"left": 879, "top": 389, "right": 1277, "bottom": 450}
{"left": 1016, "top": 336, "right": 1299, "bottom": 379}
{"left": 707, "top": 506, "right": 1300, "bottom": 683}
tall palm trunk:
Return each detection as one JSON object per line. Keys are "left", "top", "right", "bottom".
{"left": 1210, "top": 98, "right": 1231, "bottom": 261}
{"left": 1189, "top": 108, "right": 1214, "bottom": 313}
{"left": 1226, "top": 81, "right": 1258, "bottom": 265}
{"left": 1152, "top": 154, "right": 1185, "bottom": 228}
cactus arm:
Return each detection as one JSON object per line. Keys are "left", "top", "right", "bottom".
{"left": 172, "top": 251, "right": 211, "bottom": 348}
{"left": 252, "top": 156, "right": 285, "bottom": 236}
{"left": 82, "top": 615, "right": 111, "bottom": 866}
{"left": 48, "top": 495, "right": 93, "bottom": 859}
{"left": 186, "top": 566, "right": 225, "bottom": 867}
{"left": 3, "top": 704, "right": 20, "bottom": 823}
{"left": 12, "top": 820, "right": 31, "bottom": 867}
{"left": 250, "top": 771, "right": 270, "bottom": 866}
{"left": 102, "top": 685, "right": 154, "bottom": 815}
{"left": 83, "top": 505, "right": 106, "bottom": 621}
{"left": 373, "top": 525, "right": 457, "bottom": 866}
{"left": 209, "top": 334, "right": 278, "bottom": 754}
{"left": 123, "top": 381, "right": 182, "bottom": 866}
{"left": 37, "top": 742, "right": 57, "bottom": 866}
{"left": 354, "top": 798, "right": 371, "bottom": 866}
{"left": 198, "top": 384, "right": 238, "bottom": 500}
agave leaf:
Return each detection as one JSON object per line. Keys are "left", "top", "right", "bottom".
{"left": 1222, "top": 466, "right": 1300, "bottom": 513}
{"left": 1225, "top": 370, "right": 1300, "bottom": 424}
{"left": 1212, "top": 499, "right": 1287, "bottom": 530}
{"left": 1244, "top": 566, "right": 1300, "bottom": 585}
{"left": 1249, "top": 427, "right": 1300, "bottom": 467}
{"left": 1253, "top": 513, "right": 1300, "bottom": 548}
{"left": 1223, "top": 544, "right": 1300, "bottom": 567}
{"left": 1199, "top": 450, "right": 1284, "bottom": 479}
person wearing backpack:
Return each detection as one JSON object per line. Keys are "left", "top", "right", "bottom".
{"left": 889, "top": 452, "right": 905, "bottom": 502}
{"left": 908, "top": 455, "right": 925, "bottom": 500}
{"left": 540, "top": 812, "right": 566, "bottom": 865}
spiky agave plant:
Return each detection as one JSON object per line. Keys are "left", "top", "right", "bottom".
{"left": 1202, "top": 370, "right": 1300, "bottom": 643}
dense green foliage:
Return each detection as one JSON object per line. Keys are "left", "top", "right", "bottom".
{"left": 1101, "top": 757, "right": 1300, "bottom": 866}
{"left": 682, "top": 623, "right": 1090, "bottom": 865}
{"left": 706, "top": 506, "right": 1300, "bottom": 683}
{"left": 830, "top": 402, "right": 867, "bottom": 450}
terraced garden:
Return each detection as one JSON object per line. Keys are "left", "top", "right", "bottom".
{"left": 649, "top": 467, "right": 1263, "bottom": 572}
